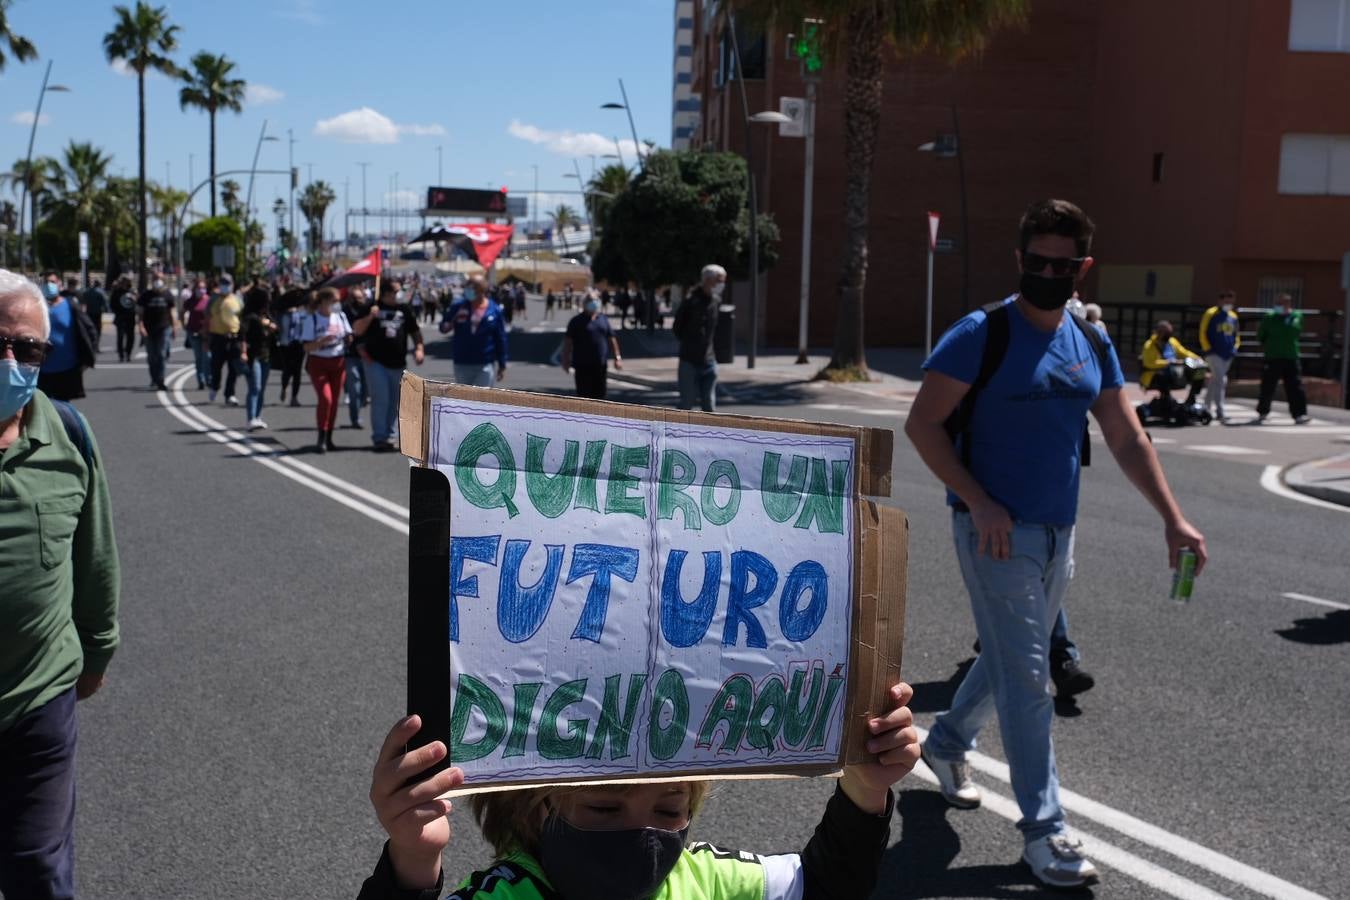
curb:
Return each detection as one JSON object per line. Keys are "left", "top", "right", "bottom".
{"left": 1282, "top": 454, "right": 1350, "bottom": 508}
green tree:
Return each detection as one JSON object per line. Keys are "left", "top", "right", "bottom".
{"left": 585, "top": 163, "right": 630, "bottom": 233}
{"left": 219, "top": 179, "right": 243, "bottom": 220}
{"left": 103, "top": 1, "right": 181, "bottom": 290}
{"left": 2, "top": 157, "right": 59, "bottom": 269}
{"left": 178, "top": 51, "right": 245, "bottom": 219}
{"left": 0, "top": 0, "right": 37, "bottom": 71}
{"left": 52, "top": 141, "right": 115, "bottom": 236}
{"left": 183, "top": 215, "right": 244, "bottom": 280}
{"left": 148, "top": 182, "right": 188, "bottom": 263}
{"left": 592, "top": 149, "right": 777, "bottom": 290}
{"left": 0, "top": 200, "right": 16, "bottom": 266}
{"left": 728, "top": 0, "right": 1027, "bottom": 376}
{"left": 297, "top": 180, "right": 336, "bottom": 254}
{"left": 547, "top": 204, "right": 580, "bottom": 255}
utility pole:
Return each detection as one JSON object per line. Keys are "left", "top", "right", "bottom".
{"left": 188, "top": 154, "right": 195, "bottom": 221}
{"left": 532, "top": 164, "right": 539, "bottom": 291}
{"left": 288, "top": 129, "right": 297, "bottom": 253}
{"left": 437, "top": 145, "right": 443, "bottom": 185}
{"left": 796, "top": 78, "right": 817, "bottom": 364}
{"left": 343, "top": 177, "right": 350, "bottom": 254}
{"left": 357, "top": 162, "right": 370, "bottom": 249}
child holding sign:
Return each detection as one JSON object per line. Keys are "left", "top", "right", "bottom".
{"left": 358, "top": 682, "right": 919, "bottom": 899}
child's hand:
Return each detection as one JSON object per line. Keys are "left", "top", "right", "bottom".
{"left": 369, "top": 715, "right": 464, "bottom": 889}
{"left": 838, "top": 682, "right": 920, "bottom": 814}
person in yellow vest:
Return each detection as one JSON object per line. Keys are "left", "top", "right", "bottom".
{"left": 360, "top": 685, "right": 921, "bottom": 900}
{"left": 206, "top": 274, "right": 245, "bottom": 405}
{"left": 1140, "top": 320, "right": 1206, "bottom": 404}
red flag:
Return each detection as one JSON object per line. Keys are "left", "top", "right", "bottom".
{"left": 323, "top": 247, "right": 383, "bottom": 288}
{"left": 447, "top": 223, "right": 514, "bottom": 269}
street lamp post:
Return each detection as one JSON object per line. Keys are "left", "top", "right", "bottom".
{"left": 601, "top": 78, "right": 644, "bottom": 168}
{"left": 796, "top": 79, "right": 817, "bottom": 364}
{"left": 246, "top": 120, "right": 279, "bottom": 223}
{"left": 357, "top": 162, "right": 370, "bottom": 250}
{"left": 437, "top": 145, "right": 443, "bottom": 185}
{"left": 288, "top": 129, "right": 298, "bottom": 256}
{"left": 18, "top": 61, "right": 70, "bottom": 274}
{"left": 917, "top": 106, "right": 971, "bottom": 311}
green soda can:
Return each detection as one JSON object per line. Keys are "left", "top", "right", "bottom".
{"left": 1170, "top": 547, "right": 1197, "bottom": 602}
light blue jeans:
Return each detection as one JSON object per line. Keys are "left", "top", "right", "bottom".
{"left": 245, "top": 360, "right": 270, "bottom": 421}
{"left": 187, "top": 331, "right": 211, "bottom": 387}
{"left": 453, "top": 362, "right": 496, "bottom": 387}
{"left": 677, "top": 359, "right": 717, "bottom": 412}
{"left": 365, "top": 360, "right": 403, "bottom": 445}
{"left": 345, "top": 356, "right": 368, "bottom": 426}
{"left": 925, "top": 510, "right": 1074, "bottom": 842}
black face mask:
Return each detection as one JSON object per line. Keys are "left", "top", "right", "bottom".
{"left": 1019, "top": 272, "right": 1077, "bottom": 311}
{"left": 537, "top": 814, "right": 688, "bottom": 900}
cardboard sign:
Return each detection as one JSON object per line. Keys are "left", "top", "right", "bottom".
{"left": 401, "top": 376, "right": 906, "bottom": 791}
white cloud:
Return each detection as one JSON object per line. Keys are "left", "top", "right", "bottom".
{"left": 11, "top": 111, "right": 49, "bottom": 126}
{"left": 245, "top": 83, "right": 285, "bottom": 106}
{"left": 313, "top": 107, "right": 447, "bottom": 144}
{"left": 315, "top": 107, "right": 399, "bottom": 144}
{"left": 508, "top": 119, "right": 641, "bottom": 161}
{"left": 275, "top": 0, "right": 324, "bottom": 25}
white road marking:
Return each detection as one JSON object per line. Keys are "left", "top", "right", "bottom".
{"left": 1147, "top": 436, "right": 1178, "bottom": 444}
{"left": 1281, "top": 592, "right": 1350, "bottom": 611}
{"left": 607, "top": 376, "right": 653, "bottom": 392}
{"left": 1185, "top": 444, "right": 1268, "bottom": 456}
{"left": 910, "top": 762, "right": 1232, "bottom": 900}
{"left": 1257, "top": 425, "right": 1350, "bottom": 435}
{"left": 156, "top": 363, "right": 1328, "bottom": 900}
{"left": 1259, "top": 465, "right": 1350, "bottom": 515}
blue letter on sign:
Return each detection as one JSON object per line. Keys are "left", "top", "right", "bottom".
{"left": 722, "top": 550, "right": 778, "bottom": 648}
{"left": 449, "top": 536, "right": 501, "bottom": 642}
{"left": 779, "top": 560, "right": 828, "bottom": 642}
{"left": 565, "top": 544, "right": 641, "bottom": 642}
{"left": 498, "top": 540, "right": 565, "bottom": 642}
{"left": 660, "top": 549, "right": 722, "bottom": 648}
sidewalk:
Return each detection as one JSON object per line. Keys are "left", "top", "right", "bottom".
{"left": 1284, "top": 452, "right": 1350, "bottom": 507}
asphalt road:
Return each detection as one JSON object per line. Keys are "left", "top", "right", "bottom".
{"left": 67, "top": 309, "right": 1349, "bottom": 899}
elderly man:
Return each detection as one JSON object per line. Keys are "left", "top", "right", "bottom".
{"left": 672, "top": 264, "right": 726, "bottom": 413}
{"left": 0, "top": 269, "right": 120, "bottom": 899}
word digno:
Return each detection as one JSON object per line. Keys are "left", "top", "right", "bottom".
{"left": 453, "top": 423, "right": 852, "bottom": 534}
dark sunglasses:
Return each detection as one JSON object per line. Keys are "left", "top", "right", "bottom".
{"left": 1022, "top": 252, "right": 1085, "bottom": 277}
{"left": 0, "top": 335, "right": 52, "bottom": 366}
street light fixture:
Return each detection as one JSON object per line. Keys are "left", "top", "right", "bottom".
{"left": 917, "top": 109, "right": 971, "bottom": 310}
{"left": 246, "top": 120, "right": 280, "bottom": 222}
{"left": 601, "top": 78, "right": 644, "bottom": 168}
{"left": 18, "top": 62, "right": 70, "bottom": 273}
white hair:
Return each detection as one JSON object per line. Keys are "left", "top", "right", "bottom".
{"left": 0, "top": 268, "right": 50, "bottom": 340}
{"left": 1083, "top": 302, "right": 1102, "bottom": 322}
{"left": 701, "top": 264, "right": 727, "bottom": 282}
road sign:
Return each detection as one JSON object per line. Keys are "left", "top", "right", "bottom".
{"left": 935, "top": 238, "right": 957, "bottom": 254}
{"left": 78, "top": 231, "right": 89, "bottom": 261}
{"left": 212, "top": 244, "right": 236, "bottom": 269}
{"left": 778, "top": 97, "right": 806, "bottom": 137}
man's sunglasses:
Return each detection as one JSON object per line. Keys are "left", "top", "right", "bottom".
{"left": 0, "top": 335, "right": 52, "bottom": 366}
{"left": 1022, "top": 252, "right": 1086, "bottom": 276}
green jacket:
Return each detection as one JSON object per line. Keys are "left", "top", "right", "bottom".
{"left": 1256, "top": 309, "right": 1303, "bottom": 360}
{"left": 0, "top": 391, "right": 120, "bottom": 732}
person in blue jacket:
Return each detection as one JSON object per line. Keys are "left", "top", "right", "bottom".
{"left": 440, "top": 275, "right": 507, "bottom": 387}
{"left": 1198, "top": 290, "right": 1240, "bottom": 423}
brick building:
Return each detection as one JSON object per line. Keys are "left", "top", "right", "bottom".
{"left": 687, "top": 0, "right": 1350, "bottom": 350}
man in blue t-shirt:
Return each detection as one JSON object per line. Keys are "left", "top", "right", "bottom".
{"left": 904, "top": 199, "right": 1207, "bottom": 890}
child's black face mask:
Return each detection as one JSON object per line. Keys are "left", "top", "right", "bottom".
{"left": 537, "top": 813, "right": 688, "bottom": 900}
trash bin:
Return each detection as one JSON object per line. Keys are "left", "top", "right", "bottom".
{"left": 714, "top": 303, "right": 736, "bottom": 364}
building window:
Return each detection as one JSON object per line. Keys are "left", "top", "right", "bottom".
{"left": 715, "top": 21, "right": 766, "bottom": 86}
{"left": 1289, "top": 0, "right": 1349, "bottom": 51}
{"left": 1257, "top": 276, "right": 1305, "bottom": 307}
{"left": 1152, "top": 152, "right": 1165, "bottom": 183}
{"left": 1278, "top": 134, "right": 1350, "bottom": 194}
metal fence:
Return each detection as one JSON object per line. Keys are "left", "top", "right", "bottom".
{"left": 1098, "top": 303, "right": 1345, "bottom": 386}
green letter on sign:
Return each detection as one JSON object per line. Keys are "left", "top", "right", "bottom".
{"left": 605, "top": 445, "right": 650, "bottom": 519}
{"left": 451, "top": 674, "right": 508, "bottom": 763}
{"left": 700, "top": 459, "right": 741, "bottom": 526}
{"left": 454, "top": 423, "right": 520, "bottom": 517}
{"left": 657, "top": 449, "right": 701, "bottom": 531}
{"left": 760, "top": 452, "right": 807, "bottom": 523}
{"left": 795, "top": 458, "right": 848, "bottom": 535}
{"left": 586, "top": 673, "right": 648, "bottom": 760}
{"left": 696, "top": 674, "right": 754, "bottom": 752}
{"left": 648, "top": 669, "right": 690, "bottom": 761}
{"left": 538, "top": 678, "right": 590, "bottom": 760}
{"left": 525, "top": 435, "right": 579, "bottom": 518}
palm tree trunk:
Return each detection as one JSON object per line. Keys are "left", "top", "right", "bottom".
{"left": 137, "top": 71, "right": 148, "bottom": 291}
{"left": 829, "top": 4, "right": 885, "bottom": 375}
{"left": 209, "top": 108, "right": 217, "bottom": 219}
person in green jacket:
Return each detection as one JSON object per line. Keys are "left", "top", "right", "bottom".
{"left": 1255, "top": 293, "right": 1310, "bottom": 424}
{"left": 360, "top": 682, "right": 921, "bottom": 900}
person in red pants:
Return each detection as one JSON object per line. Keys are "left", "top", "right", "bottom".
{"left": 297, "top": 287, "right": 352, "bottom": 452}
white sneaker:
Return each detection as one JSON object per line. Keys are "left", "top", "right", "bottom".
{"left": 226, "top": 395, "right": 240, "bottom": 407}
{"left": 1294, "top": 415, "right": 1311, "bottom": 425}
{"left": 247, "top": 418, "right": 267, "bottom": 431}
{"left": 255, "top": 418, "right": 268, "bottom": 430}
{"left": 921, "top": 743, "right": 981, "bottom": 809}
{"left": 1023, "top": 834, "right": 1099, "bottom": 888}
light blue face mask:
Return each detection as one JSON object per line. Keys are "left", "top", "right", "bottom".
{"left": 42, "top": 282, "right": 60, "bottom": 300}
{"left": 0, "top": 359, "right": 40, "bottom": 420}
{"left": 463, "top": 287, "right": 477, "bottom": 301}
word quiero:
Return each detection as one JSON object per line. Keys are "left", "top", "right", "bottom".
{"left": 454, "top": 423, "right": 851, "bottom": 534}
{"left": 451, "top": 662, "right": 845, "bottom": 764}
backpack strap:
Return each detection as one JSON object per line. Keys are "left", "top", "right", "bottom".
{"left": 50, "top": 398, "right": 93, "bottom": 469}
{"left": 1067, "top": 314, "right": 1111, "bottom": 467}
{"left": 943, "top": 301, "right": 1011, "bottom": 467}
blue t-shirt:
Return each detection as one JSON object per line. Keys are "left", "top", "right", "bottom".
{"left": 42, "top": 300, "right": 80, "bottom": 374}
{"left": 923, "top": 298, "right": 1125, "bottom": 526}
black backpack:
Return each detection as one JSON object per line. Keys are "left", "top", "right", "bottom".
{"left": 942, "top": 301, "right": 1110, "bottom": 468}
{"left": 49, "top": 398, "right": 93, "bottom": 468}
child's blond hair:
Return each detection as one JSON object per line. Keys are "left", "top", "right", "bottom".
{"left": 471, "top": 782, "right": 711, "bottom": 858}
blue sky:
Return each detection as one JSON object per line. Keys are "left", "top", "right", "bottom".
{"left": 2, "top": 0, "right": 677, "bottom": 236}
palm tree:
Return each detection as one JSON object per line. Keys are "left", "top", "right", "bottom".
{"left": 548, "top": 204, "right": 580, "bottom": 254}
{"left": 2, "top": 157, "right": 59, "bottom": 269}
{"left": 0, "top": 0, "right": 37, "bottom": 71}
{"left": 147, "top": 182, "right": 188, "bottom": 261}
{"left": 178, "top": 52, "right": 246, "bottom": 219}
{"left": 297, "top": 181, "right": 336, "bottom": 254}
{"left": 586, "top": 164, "right": 630, "bottom": 234}
{"left": 219, "top": 179, "right": 243, "bottom": 220}
{"left": 0, "top": 199, "right": 17, "bottom": 266}
{"left": 53, "top": 141, "right": 115, "bottom": 235}
{"left": 728, "top": 0, "right": 1027, "bottom": 376}
{"left": 103, "top": 1, "right": 181, "bottom": 290}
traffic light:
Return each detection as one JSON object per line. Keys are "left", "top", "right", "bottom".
{"left": 791, "top": 18, "right": 825, "bottom": 74}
